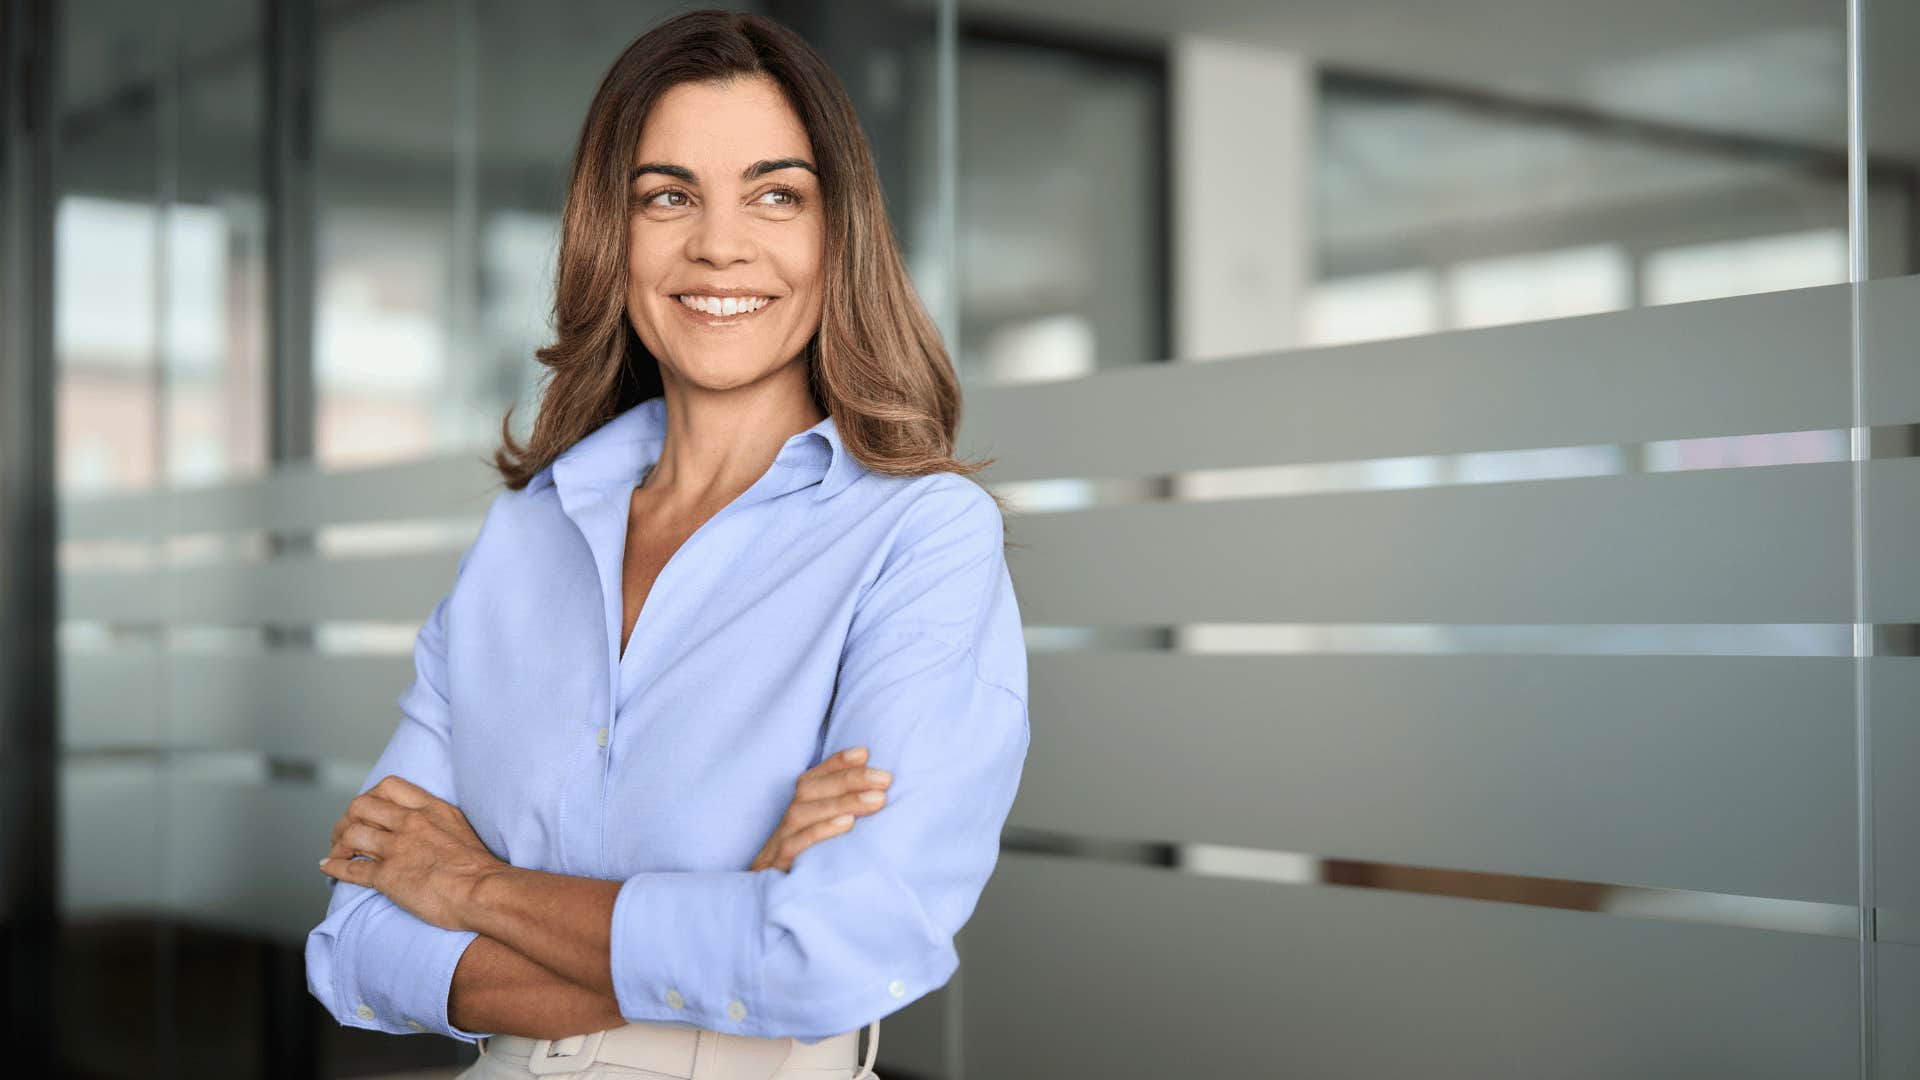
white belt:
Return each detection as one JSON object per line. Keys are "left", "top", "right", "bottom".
{"left": 483, "top": 1018, "right": 879, "bottom": 1078}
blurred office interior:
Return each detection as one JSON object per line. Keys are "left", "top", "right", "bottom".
{"left": 2, "top": 0, "right": 1917, "bottom": 1076}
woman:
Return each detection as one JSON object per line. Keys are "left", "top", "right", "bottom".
{"left": 302, "top": 10, "right": 1031, "bottom": 1080}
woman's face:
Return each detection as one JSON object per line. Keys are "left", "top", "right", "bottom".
{"left": 626, "top": 75, "right": 825, "bottom": 394}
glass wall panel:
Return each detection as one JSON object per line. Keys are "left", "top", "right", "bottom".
{"left": 961, "top": 0, "right": 1850, "bottom": 369}
{"left": 948, "top": 1, "right": 1892, "bottom": 1077}
{"left": 53, "top": 0, "right": 174, "bottom": 1074}
{"left": 313, "top": 0, "right": 464, "bottom": 467}
{"left": 1863, "top": 0, "right": 1920, "bottom": 1073}
{"left": 52, "top": 0, "right": 274, "bottom": 1071}
{"left": 955, "top": 27, "right": 1164, "bottom": 381}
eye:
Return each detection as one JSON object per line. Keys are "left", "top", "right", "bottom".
{"left": 642, "top": 187, "right": 692, "bottom": 209}
{"left": 759, "top": 185, "right": 803, "bottom": 208}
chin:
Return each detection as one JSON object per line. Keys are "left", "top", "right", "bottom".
{"left": 672, "top": 355, "right": 784, "bottom": 391}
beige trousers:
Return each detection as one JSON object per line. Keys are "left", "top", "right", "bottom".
{"left": 454, "top": 1019, "right": 881, "bottom": 1080}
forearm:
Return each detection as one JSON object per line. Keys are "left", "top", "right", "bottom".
{"left": 464, "top": 866, "right": 624, "bottom": 1000}
{"left": 449, "top": 933, "right": 626, "bottom": 1040}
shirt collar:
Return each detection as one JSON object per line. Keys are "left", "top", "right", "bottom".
{"left": 530, "top": 395, "right": 861, "bottom": 504}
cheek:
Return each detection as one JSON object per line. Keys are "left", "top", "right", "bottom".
{"left": 778, "top": 235, "right": 825, "bottom": 297}
{"left": 626, "top": 222, "right": 663, "bottom": 290}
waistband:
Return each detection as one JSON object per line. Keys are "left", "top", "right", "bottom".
{"left": 480, "top": 1017, "right": 879, "bottom": 1078}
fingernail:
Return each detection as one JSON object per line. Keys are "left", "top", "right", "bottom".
{"left": 859, "top": 790, "right": 885, "bottom": 803}
{"left": 843, "top": 747, "right": 866, "bottom": 761}
{"left": 317, "top": 858, "right": 328, "bottom": 869}
{"left": 832, "top": 814, "right": 854, "bottom": 826}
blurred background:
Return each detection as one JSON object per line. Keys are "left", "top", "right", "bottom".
{"left": 2, "top": 0, "right": 1916, "bottom": 1076}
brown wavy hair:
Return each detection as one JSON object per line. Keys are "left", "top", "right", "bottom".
{"left": 491, "top": 8, "right": 1008, "bottom": 520}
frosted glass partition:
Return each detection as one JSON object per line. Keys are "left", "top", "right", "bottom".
{"left": 57, "top": 456, "right": 495, "bottom": 939}
{"left": 54, "top": 276, "right": 1914, "bottom": 1068}
{"left": 953, "top": 276, "right": 1912, "bottom": 1074}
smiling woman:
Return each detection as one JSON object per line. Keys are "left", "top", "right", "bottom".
{"left": 302, "top": 9, "right": 1030, "bottom": 1080}
{"left": 624, "top": 79, "right": 825, "bottom": 390}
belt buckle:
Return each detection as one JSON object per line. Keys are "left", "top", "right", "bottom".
{"left": 526, "top": 1030, "right": 607, "bottom": 1075}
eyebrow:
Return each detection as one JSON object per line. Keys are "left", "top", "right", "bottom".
{"left": 630, "top": 157, "right": 818, "bottom": 183}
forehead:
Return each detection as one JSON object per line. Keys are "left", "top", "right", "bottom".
{"left": 634, "top": 76, "right": 814, "bottom": 165}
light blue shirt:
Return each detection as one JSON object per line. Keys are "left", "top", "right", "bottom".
{"left": 304, "top": 394, "right": 1030, "bottom": 1044}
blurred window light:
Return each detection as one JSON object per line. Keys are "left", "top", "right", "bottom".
{"left": 482, "top": 210, "right": 561, "bottom": 371}
{"left": 1641, "top": 227, "right": 1847, "bottom": 306}
{"left": 315, "top": 272, "right": 443, "bottom": 394}
{"left": 1301, "top": 268, "right": 1441, "bottom": 346}
{"left": 980, "top": 313, "right": 1098, "bottom": 384}
{"left": 1444, "top": 243, "right": 1631, "bottom": 329}
{"left": 56, "top": 195, "right": 159, "bottom": 368}
{"left": 165, "top": 203, "right": 229, "bottom": 378}
{"left": 315, "top": 233, "right": 446, "bottom": 397}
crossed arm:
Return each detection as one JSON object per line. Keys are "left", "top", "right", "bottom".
{"left": 316, "top": 772, "right": 628, "bottom": 1040}
{"left": 322, "top": 745, "right": 895, "bottom": 1040}
{"left": 449, "top": 931, "right": 625, "bottom": 1039}
{"left": 309, "top": 479, "right": 1028, "bottom": 1043}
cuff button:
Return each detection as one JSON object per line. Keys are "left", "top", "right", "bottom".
{"left": 726, "top": 1000, "right": 747, "bottom": 1022}
{"left": 405, "top": 1018, "right": 427, "bottom": 1032}
{"left": 888, "top": 980, "right": 906, "bottom": 998}
{"left": 354, "top": 1004, "right": 375, "bottom": 1021}
{"left": 665, "top": 989, "right": 685, "bottom": 1009}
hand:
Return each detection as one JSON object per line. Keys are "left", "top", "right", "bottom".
{"left": 317, "top": 775, "right": 507, "bottom": 932}
{"left": 749, "top": 746, "right": 893, "bottom": 873}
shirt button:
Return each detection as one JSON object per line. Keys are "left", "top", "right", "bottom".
{"left": 404, "top": 1018, "right": 426, "bottom": 1033}
{"left": 596, "top": 726, "right": 609, "bottom": 748}
{"left": 354, "top": 1003, "right": 375, "bottom": 1021}
{"left": 726, "top": 1000, "right": 747, "bottom": 1022}
{"left": 665, "top": 989, "right": 685, "bottom": 1009}
{"left": 888, "top": 979, "right": 906, "bottom": 998}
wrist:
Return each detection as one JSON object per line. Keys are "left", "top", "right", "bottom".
{"left": 461, "top": 861, "right": 519, "bottom": 935}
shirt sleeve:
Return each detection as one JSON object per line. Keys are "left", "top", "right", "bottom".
{"left": 608, "top": 477, "right": 1031, "bottom": 1040}
{"left": 304, "top": 565, "right": 496, "bottom": 1045}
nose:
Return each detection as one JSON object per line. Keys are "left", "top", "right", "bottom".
{"left": 684, "top": 202, "right": 755, "bottom": 268}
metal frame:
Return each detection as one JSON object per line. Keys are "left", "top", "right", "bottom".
{"left": 1, "top": 0, "right": 58, "bottom": 1070}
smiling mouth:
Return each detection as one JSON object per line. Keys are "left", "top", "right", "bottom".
{"left": 673, "top": 294, "right": 779, "bottom": 325}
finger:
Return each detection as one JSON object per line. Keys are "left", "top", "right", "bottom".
{"left": 785, "top": 769, "right": 892, "bottom": 832}
{"left": 794, "top": 762, "right": 891, "bottom": 804}
{"left": 797, "top": 785, "right": 889, "bottom": 824}
{"left": 339, "top": 821, "right": 390, "bottom": 859}
{"left": 318, "top": 855, "right": 374, "bottom": 886}
{"left": 780, "top": 785, "right": 883, "bottom": 837}
{"left": 347, "top": 793, "right": 407, "bottom": 831}
{"left": 326, "top": 830, "right": 386, "bottom": 861}
{"left": 329, "top": 806, "right": 363, "bottom": 846}
{"left": 778, "top": 813, "right": 855, "bottom": 863}
{"left": 372, "top": 775, "right": 434, "bottom": 810}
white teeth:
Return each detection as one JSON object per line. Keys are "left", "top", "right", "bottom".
{"left": 677, "top": 294, "right": 772, "bottom": 316}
